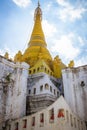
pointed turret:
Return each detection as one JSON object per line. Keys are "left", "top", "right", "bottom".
{"left": 29, "top": 1, "right": 47, "bottom": 47}
{"left": 22, "top": 2, "right": 52, "bottom": 66}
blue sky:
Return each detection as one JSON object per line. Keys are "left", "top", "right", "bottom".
{"left": 0, "top": 0, "right": 87, "bottom": 67}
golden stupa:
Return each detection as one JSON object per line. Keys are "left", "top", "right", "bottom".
{"left": 22, "top": 2, "right": 52, "bottom": 67}
{"left": 14, "top": 1, "right": 67, "bottom": 78}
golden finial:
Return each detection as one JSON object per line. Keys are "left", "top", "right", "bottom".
{"left": 38, "top": 0, "right": 40, "bottom": 7}
{"left": 34, "top": 0, "right": 42, "bottom": 21}
{"left": 68, "top": 60, "right": 74, "bottom": 68}
{"left": 4, "top": 52, "right": 9, "bottom": 59}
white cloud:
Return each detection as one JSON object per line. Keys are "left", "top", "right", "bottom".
{"left": 43, "top": 2, "right": 53, "bottom": 12}
{"left": 51, "top": 33, "right": 80, "bottom": 60}
{"left": 12, "top": 0, "right": 31, "bottom": 7}
{"left": 59, "top": 6, "right": 86, "bottom": 22}
{"left": 78, "top": 36, "right": 84, "bottom": 46}
{"left": 71, "top": 8, "right": 85, "bottom": 21}
{"left": 0, "top": 47, "right": 16, "bottom": 59}
{"left": 57, "top": 0, "right": 86, "bottom": 22}
{"left": 56, "top": 0, "right": 70, "bottom": 7}
{"left": 75, "top": 56, "right": 87, "bottom": 67}
{"left": 0, "top": 49, "right": 4, "bottom": 56}
{"left": 42, "top": 20, "right": 57, "bottom": 37}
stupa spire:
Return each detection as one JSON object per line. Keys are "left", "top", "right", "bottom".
{"left": 38, "top": 0, "right": 40, "bottom": 7}
{"left": 22, "top": 2, "right": 52, "bottom": 67}
{"left": 28, "top": 1, "right": 47, "bottom": 47}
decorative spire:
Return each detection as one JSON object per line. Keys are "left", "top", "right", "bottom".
{"left": 34, "top": 0, "right": 42, "bottom": 21}
{"left": 22, "top": 1, "right": 52, "bottom": 67}
{"left": 38, "top": 0, "right": 40, "bottom": 7}
{"left": 28, "top": 1, "right": 47, "bottom": 48}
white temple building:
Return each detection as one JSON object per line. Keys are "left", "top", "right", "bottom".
{"left": 0, "top": 2, "right": 87, "bottom": 130}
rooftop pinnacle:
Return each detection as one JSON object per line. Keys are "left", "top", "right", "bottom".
{"left": 38, "top": 0, "right": 40, "bottom": 8}
{"left": 22, "top": 2, "right": 52, "bottom": 66}
{"left": 28, "top": 1, "right": 47, "bottom": 48}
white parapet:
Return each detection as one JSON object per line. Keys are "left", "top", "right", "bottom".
{"left": 8, "top": 96, "right": 86, "bottom": 130}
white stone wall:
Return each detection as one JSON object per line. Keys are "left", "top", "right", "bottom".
{"left": 0, "top": 56, "right": 14, "bottom": 79}
{"left": 0, "top": 56, "right": 14, "bottom": 127}
{"left": 0, "top": 56, "right": 29, "bottom": 128}
{"left": 8, "top": 96, "right": 86, "bottom": 130}
{"left": 5, "top": 62, "right": 29, "bottom": 120}
{"left": 0, "top": 82, "right": 4, "bottom": 126}
{"left": 62, "top": 65, "right": 87, "bottom": 121}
